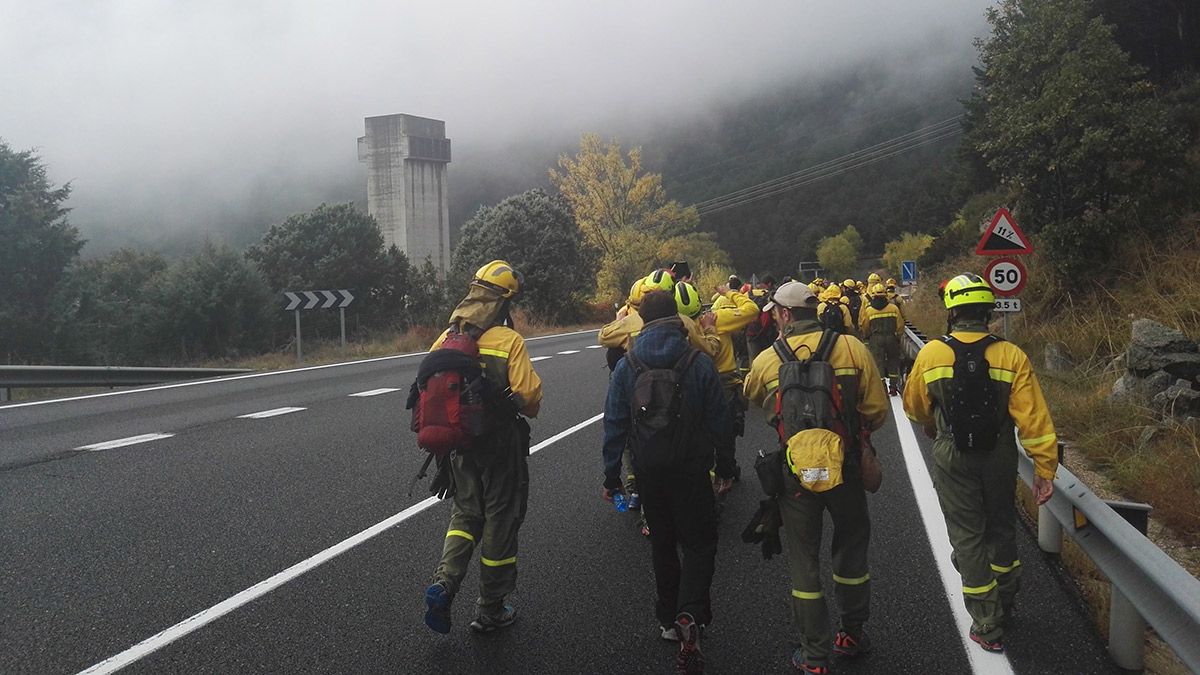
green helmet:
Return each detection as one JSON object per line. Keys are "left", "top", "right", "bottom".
{"left": 943, "top": 273, "right": 995, "bottom": 309}
{"left": 643, "top": 269, "right": 675, "bottom": 293}
{"left": 674, "top": 281, "right": 702, "bottom": 318}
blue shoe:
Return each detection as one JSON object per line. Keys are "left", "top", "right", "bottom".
{"left": 424, "top": 582, "right": 451, "bottom": 634}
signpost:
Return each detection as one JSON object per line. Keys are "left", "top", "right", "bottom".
{"left": 901, "top": 260, "right": 917, "bottom": 285}
{"left": 283, "top": 290, "right": 355, "bottom": 363}
{"left": 976, "top": 208, "right": 1033, "bottom": 337}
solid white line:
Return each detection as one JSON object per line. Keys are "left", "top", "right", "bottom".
{"left": 889, "top": 398, "right": 1015, "bottom": 675}
{"left": 348, "top": 388, "right": 401, "bottom": 397}
{"left": 529, "top": 356, "right": 553, "bottom": 362}
{"left": 1, "top": 329, "right": 600, "bottom": 410}
{"left": 75, "top": 433, "right": 175, "bottom": 452}
{"left": 556, "top": 350, "right": 581, "bottom": 355}
{"left": 74, "top": 411, "right": 604, "bottom": 675}
{"left": 236, "top": 407, "right": 306, "bottom": 419}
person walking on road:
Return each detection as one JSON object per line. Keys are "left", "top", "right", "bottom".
{"left": 858, "top": 283, "right": 904, "bottom": 396}
{"left": 602, "top": 290, "right": 733, "bottom": 675}
{"left": 902, "top": 272, "right": 1058, "bottom": 653}
{"left": 421, "top": 260, "right": 543, "bottom": 635}
{"left": 743, "top": 281, "right": 889, "bottom": 675}
{"left": 702, "top": 281, "right": 761, "bottom": 482}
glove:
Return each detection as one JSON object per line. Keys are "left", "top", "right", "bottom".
{"left": 761, "top": 527, "right": 783, "bottom": 560}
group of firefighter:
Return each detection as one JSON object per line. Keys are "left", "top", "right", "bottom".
{"left": 414, "top": 258, "right": 1059, "bottom": 675}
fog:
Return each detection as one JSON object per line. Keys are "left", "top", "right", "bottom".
{"left": 0, "top": 1, "right": 992, "bottom": 253}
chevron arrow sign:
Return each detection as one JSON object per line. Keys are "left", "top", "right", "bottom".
{"left": 282, "top": 290, "right": 356, "bottom": 311}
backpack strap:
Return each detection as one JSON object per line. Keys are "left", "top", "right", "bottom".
{"left": 772, "top": 337, "right": 798, "bottom": 363}
{"left": 672, "top": 348, "right": 700, "bottom": 376}
{"left": 812, "top": 329, "right": 839, "bottom": 363}
{"left": 624, "top": 349, "right": 648, "bottom": 375}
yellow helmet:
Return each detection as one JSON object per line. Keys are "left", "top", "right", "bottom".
{"left": 473, "top": 260, "right": 522, "bottom": 298}
{"left": 867, "top": 273, "right": 881, "bottom": 285}
{"left": 820, "top": 285, "right": 842, "bottom": 302}
{"left": 869, "top": 283, "right": 887, "bottom": 298}
{"left": 674, "top": 281, "right": 702, "bottom": 318}
{"left": 842, "top": 278, "right": 856, "bottom": 289}
{"left": 886, "top": 278, "right": 897, "bottom": 287}
{"left": 628, "top": 279, "right": 646, "bottom": 308}
{"left": 943, "top": 273, "right": 995, "bottom": 309}
{"left": 643, "top": 269, "right": 675, "bottom": 293}
{"left": 856, "top": 281, "right": 866, "bottom": 291}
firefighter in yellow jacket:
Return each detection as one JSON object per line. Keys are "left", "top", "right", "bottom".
{"left": 903, "top": 273, "right": 1057, "bottom": 654}
{"left": 817, "top": 285, "right": 856, "bottom": 337}
{"left": 689, "top": 281, "right": 760, "bottom": 484}
{"left": 424, "top": 261, "right": 543, "bottom": 635}
{"left": 744, "top": 281, "right": 889, "bottom": 674}
{"left": 858, "top": 283, "right": 904, "bottom": 395}
{"left": 599, "top": 271, "right": 719, "bottom": 359}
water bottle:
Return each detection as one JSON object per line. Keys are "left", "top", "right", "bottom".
{"left": 613, "top": 491, "right": 629, "bottom": 513}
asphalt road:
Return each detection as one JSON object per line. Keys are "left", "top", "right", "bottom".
{"left": 1, "top": 329, "right": 1120, "bottom": 674}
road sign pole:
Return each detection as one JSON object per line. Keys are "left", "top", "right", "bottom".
{"left": 339, "top": 307, "right": 347, "bottom": 352}
{"left": 1003, "top": 312, "right": 1009, "bottom": 340}
{"left": 294, "top": 309, "right": 303, "bottom": 364}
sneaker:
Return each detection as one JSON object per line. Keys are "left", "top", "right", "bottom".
{"left": 660, "top": 625, "right": 680, "bottom": 641}
{"left": 469, "top": 605, "right": 517, "bottom": 633}
{"left": 674, "top": 613, "right": 704, "bottom": 674}
{"left": 969, "top": 628, "right": 1004, "bottom": 653}
{"left": 640, "top": 515, "right": 651, "bottom": 537}
{"left": 789, "top": 647, "right": 828, "bottom": 674}
{"left": 628, "top": 492, "right": 641, "bottom": 510}
{"left": 423, "top": 582, "right": 452, "bottom": 634}
{"left": 833, "top": 629, "right": 871, "bottom": 657}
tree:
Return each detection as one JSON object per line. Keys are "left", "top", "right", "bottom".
{"left": 881, "top": 232, "right": 934, "bottom": 279}
{"left": 451, "top": 189, "right": 592, "bottom": 324}
{"left": 816, "top": 235, "right": 857, "bottom": 281}
{"left": 246, "top": 203, "right": 390, "bottom": 329}
{"left": 550, "top": 134, "right": 729, "bottom": 303}
{"left": 0, "top": 140, "right": 84, "bottom": 362}
{"left": 965, "top": 0, "right": 1189, "bottom": 278}
{"left": 158, "top": 242, "right": 274, "bottom": 360}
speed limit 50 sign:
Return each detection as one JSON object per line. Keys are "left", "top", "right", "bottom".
{"left": 983, "top": 257, "right": 1027, "bottom": 297}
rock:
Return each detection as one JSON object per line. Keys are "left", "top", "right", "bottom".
{"left": 1044, "top": 342, "right": 1074, "bottom": 373}
{"left": 1152, "top": 383, "right": 1200, "bottom": 418}
{"left": 1145, "top": 370, "right": 1173, "bottom": 397}
{"left": 1127, "top": 319, "right": 1200, "bottom": 376}
{"left": 1110, "top": 370, "right": 1173, "bottom": 407}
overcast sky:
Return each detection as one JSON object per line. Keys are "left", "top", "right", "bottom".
{"left": 1, "top": 0, "right": 992, "bottom": 246}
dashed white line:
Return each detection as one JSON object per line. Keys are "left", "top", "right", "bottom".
{"left": 586, "top": 345, "right": 603, "bottom": 349}
{"left": 530, "top": 356, "right": 553, "bottom": 362}
{"left": 74, "top": 412, "right": 605, "bottom": 675}
{"left": 237, "top": 407, "right": 306, "bottom": 419}
{"left": 556, "top": 350, "right": 580, "bottom": 355}
{"left": 890, "top": 397, "right": 1015, "bottom": 675}
{"left": 75, "top": 433, "right": 175, "bottom": 452}
{"left": 348, "top": 388, "right": 401, "bottom": 397}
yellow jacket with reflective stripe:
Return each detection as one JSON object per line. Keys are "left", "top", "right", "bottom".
{"left": 710, "top": 290, "right": 760, "bottom": 376}
{"left": 902, "top": 328, "right": 1058, "bottom": 479}
{"left": 598, "top": 311, "right": 719, "bottom": 357}
{"left": 858, "top": 302, "right": 903, "bottom": 340}
{"left": 743, "top": 320, "right": 889, "bottom": 433}
{"left": 432, "top": 326, "right": 543, "bottom": 418}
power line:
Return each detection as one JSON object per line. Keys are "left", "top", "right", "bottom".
{"left": 691, "top": 115, "right": 964, "bottom": 216}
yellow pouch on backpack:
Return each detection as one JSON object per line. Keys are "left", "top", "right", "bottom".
{"left": 785, "top": 429, "right": 844, "bottom": 492}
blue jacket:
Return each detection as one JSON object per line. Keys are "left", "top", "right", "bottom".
{"left": 602, "top": 317, "right": 732, "bottom": 487}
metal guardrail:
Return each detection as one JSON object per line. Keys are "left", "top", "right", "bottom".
{"left": 0, "top": 365, "right": 253, "bottom": 401}
{"left": 902, "top": 324, "right": 1200, "bottom": 672}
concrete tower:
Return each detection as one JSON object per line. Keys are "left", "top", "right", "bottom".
{"left": 357, "top": 114, "right": 451, "bottom": 272}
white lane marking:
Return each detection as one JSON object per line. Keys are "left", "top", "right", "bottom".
{"left": 237, "top": 407, "right": 306, "bottom": 419}
{"left": 890, "top": 398, "right": 1015, "bottom": 675}
{"left": 2, "top": 328, "right": 600, "bottom": 410}
{"left": 529, "top": 356, "right": 553, "bottom": 362}
{"left": 75, "top": 412, "right": 604, "bottom": 675}
{"left": 586, "top": 345, "right": 603, "bottom": 349}
{"left": 75, "top": 433, "right": 175, "bottom": 452}
{"left": 556, "top": 350, "right": 581, "bottom": 355}
{"left": 348, "top": 388, "right": 401, "bottom": 397}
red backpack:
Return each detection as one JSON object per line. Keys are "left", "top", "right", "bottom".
{"left": 409, "top": 329, "right": 488, "bottom": 457}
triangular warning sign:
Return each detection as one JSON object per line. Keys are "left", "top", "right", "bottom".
{"left": 976, "top": 207, "right": 1034, "bottom": 255}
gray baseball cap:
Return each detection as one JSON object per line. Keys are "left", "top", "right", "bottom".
{"left": 763, "top": 281, "right": 817, "bottom": 311}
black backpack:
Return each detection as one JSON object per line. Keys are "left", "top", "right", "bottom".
{"left": 939, "top": 335, "right": 1005, "bottom": 453}
{"left": 845, "top": 292, "right": 863, "bottom": 325}
{"left": 624, "top": 348, "right": 700, "bottom": 472}
{"left": 772, "top": 330, "right": 849, "bottom": 445}
{"left": 820, "top": 302, "right": 846, "bottom": 334}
